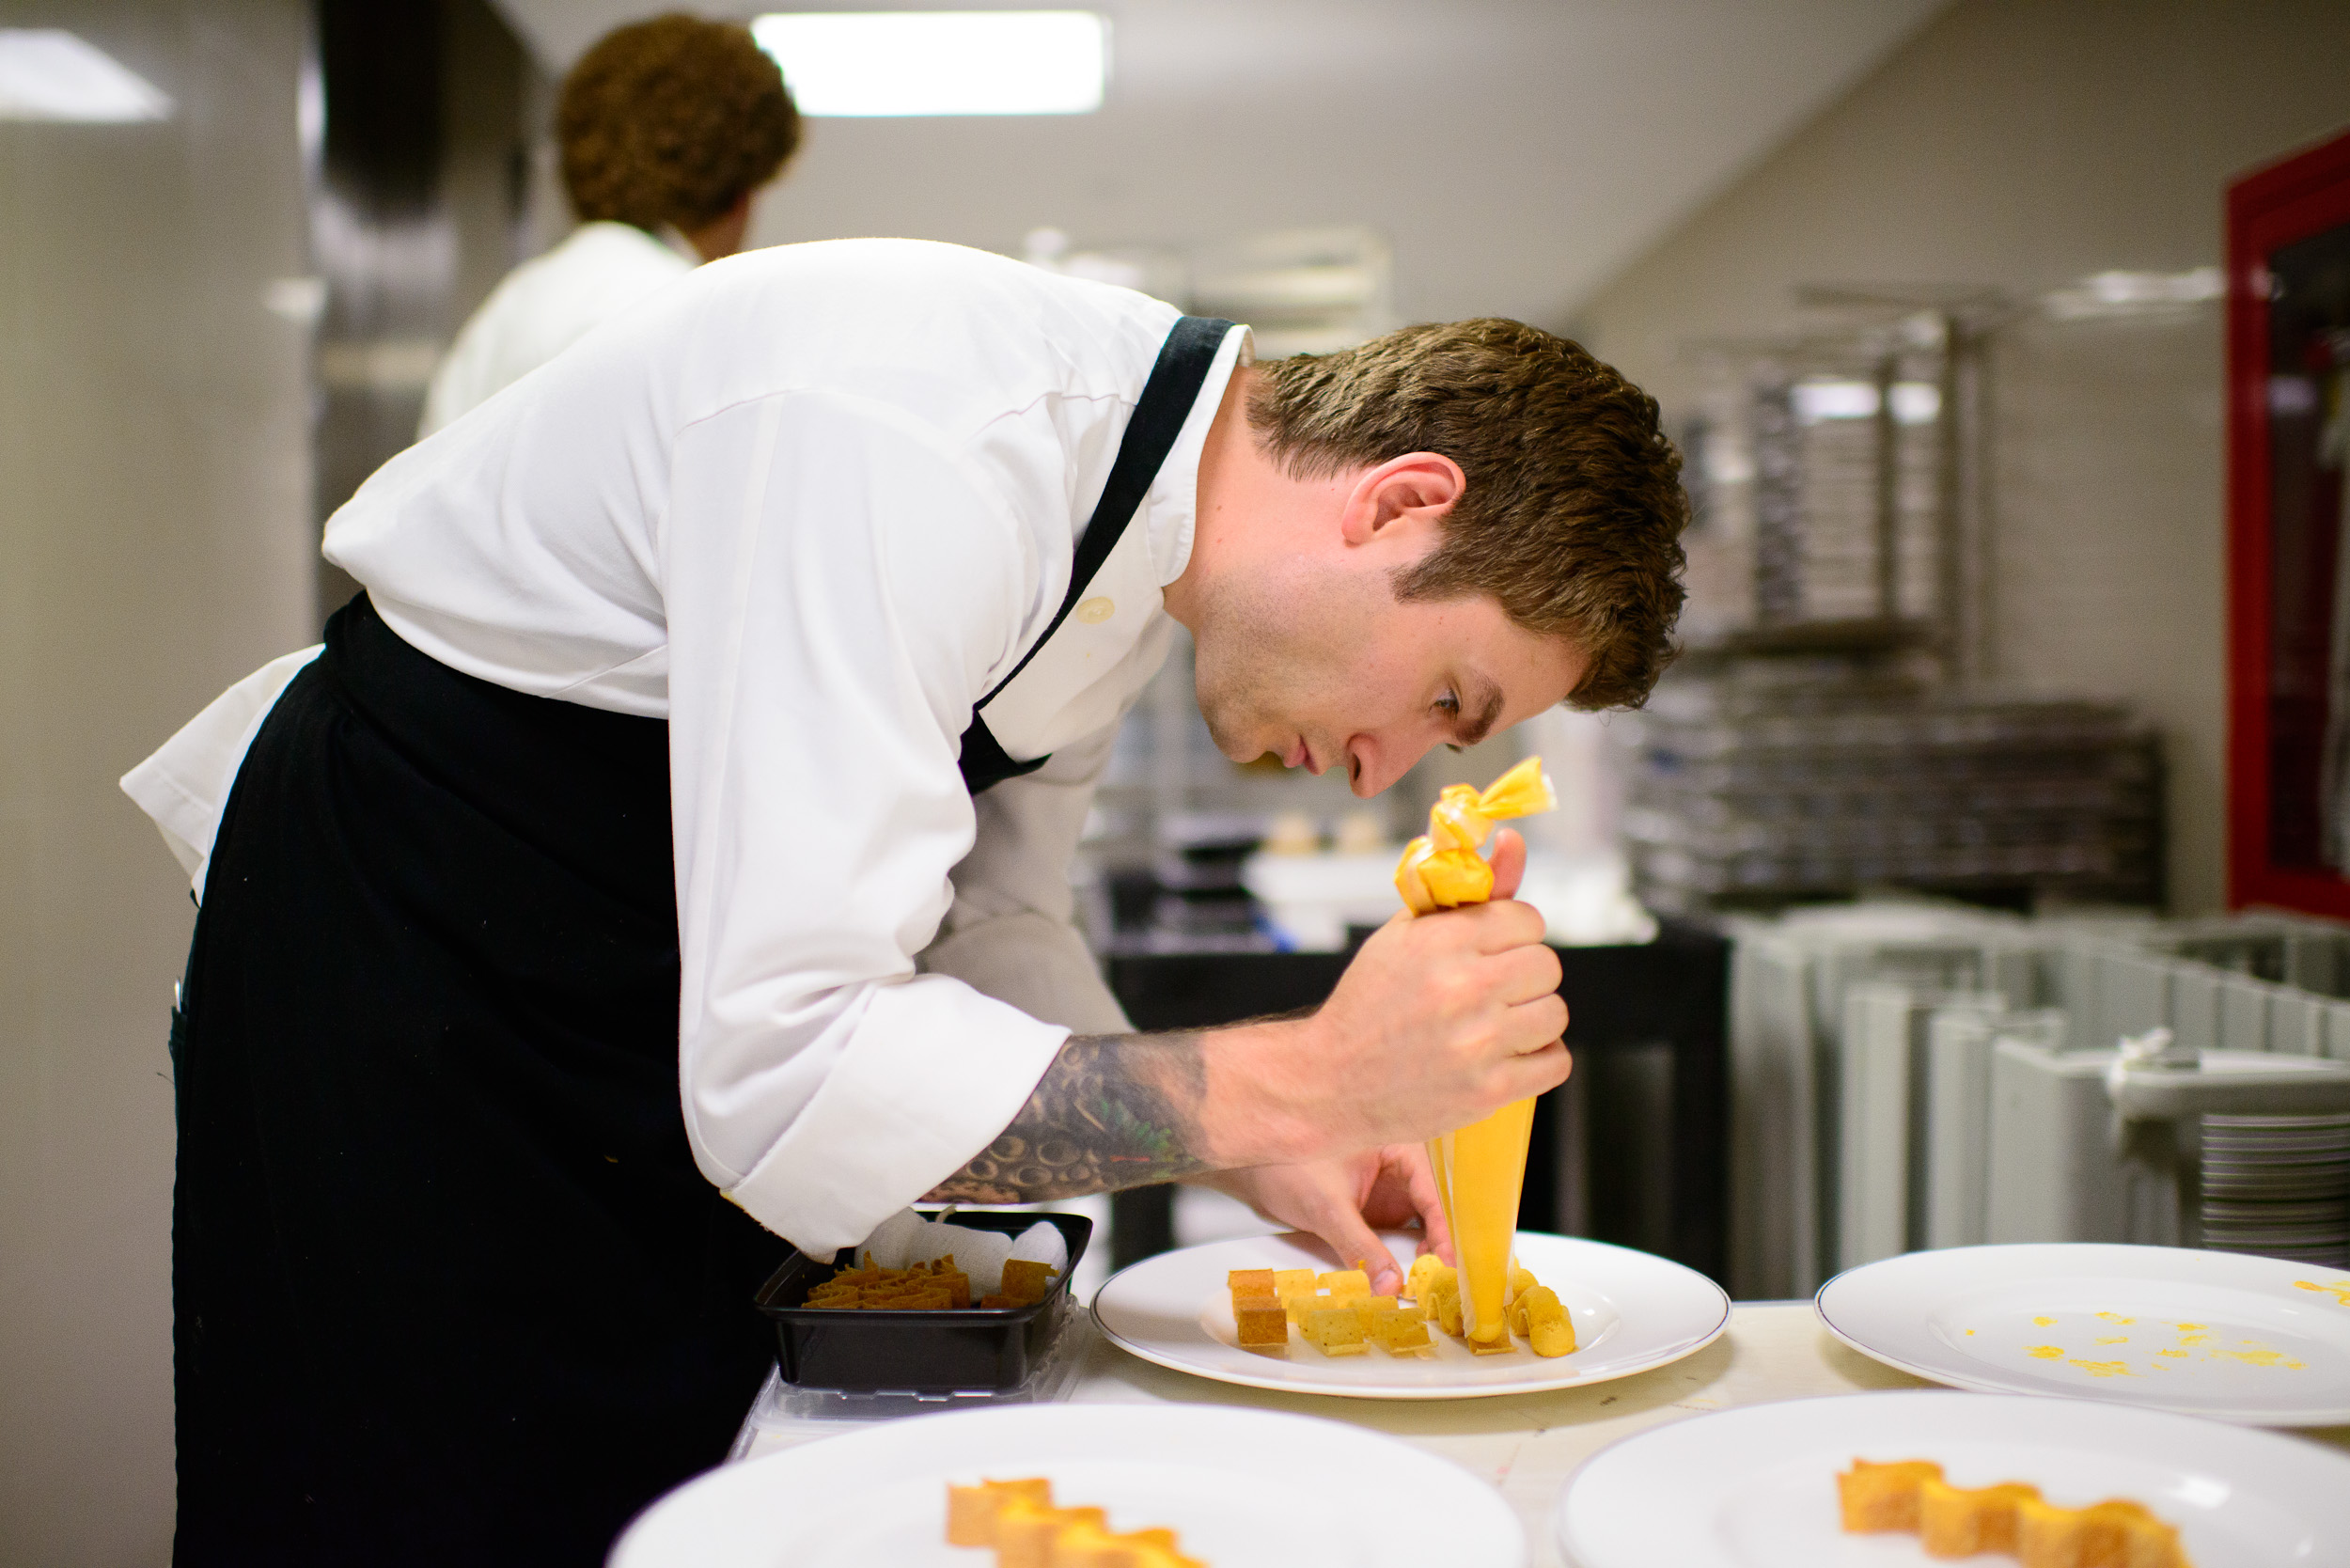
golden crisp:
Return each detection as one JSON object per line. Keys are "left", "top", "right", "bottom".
{"left": 1837, "top": 1460, "right": 2191, "bottom": 1568}
{"left": 1226, "top": 1268, "right": 1274, "bottom": 1297}
{"left": 1233, "top": 1298, "right": 1288, "bottom": 1352}
{"left": 1302, "top": 1307, "right": 1371, "bottom": 1356}
{"left": 1404, "top": 1253, "right": 1450, "bottom": 1301}
{"left": 1317, "top": 1268, "right": 1371, "bottom": 1304}
{"left": 1000, "top": 1258, "right": 1061, "bottom": 1304}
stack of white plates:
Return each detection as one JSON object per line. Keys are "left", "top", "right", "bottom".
{"left": 2201, "top": 1111, "right": 2350, "bottom": 1267}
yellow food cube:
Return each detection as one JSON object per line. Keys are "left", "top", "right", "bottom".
{"left": 1226, "top": 1267, "right": 1274, "bottom": 1298}
{"left": 946, "top": 1478, "right": 1054, "bottom": 1547}
{"left": 1838, "top": 1460, "right": 1944, "bottom": 1533}
{"left": 1270, "top": 1267, "right": 1315, "bottom": 1295}
{"left": 1354, "top": 1294, "right": 1401, "bottom": 1327}
{"left": 1318, "top": 1268, "right": 1371, "bottom": 1303}
{"left": 1046, "top": 1521, "right": 1189, "bottom": 1568}
{"left": 995, "top": 1500, "right": 1106, "bottom": 1568}
{"left": 1302, "top": 1307, "right": 1371, "bottom": 1356}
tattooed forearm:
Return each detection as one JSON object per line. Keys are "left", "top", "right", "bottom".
{"left": 923, "top": 1031, "right": 1212, "bottom": 1203}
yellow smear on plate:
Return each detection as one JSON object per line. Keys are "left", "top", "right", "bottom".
{"left": 2066, "top": 1359, "right": 2137, "bottom": 1378}
{"left": 2295, "top": 1279, "right": 2350, "bottom": 1307}
{"left": 2210, "top": 1344, "right": 2308, "bottom": 1371}
{"left": 2092, "top": 1335, "right": 2128, "bottom": 1346}
{"left": 2095, "top": 1311, "right": 2135, "bottom": 1325}
{"left": 2031, "top": 1315, "right": 2057, "bottom": 1326}
{"left": 2156, "top": 1348, "right": 2187, "bottom": 1358}
{"left": 2026, "top": 1345, "right": 2064, "bottom": 1360}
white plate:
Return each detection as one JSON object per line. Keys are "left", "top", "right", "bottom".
{"left": 610, "top": 1402, "right": 1523, "bottom": 1568}
{"left": 1553, "top": 1388, "right": 2350, "bottom": 1568}
{"left": 1816, "top": 1244, "right": 2350, "bottom": 1425}
{"left": 1091, "top": 1230, "right": 1729, "bottom": 1401}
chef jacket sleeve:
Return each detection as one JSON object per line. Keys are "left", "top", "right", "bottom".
{"left": 664, "top": 389, "right": 1076, "bottom": 1257}
{"left": 917, "top": 723, "right": 1135, "bottom": 1037}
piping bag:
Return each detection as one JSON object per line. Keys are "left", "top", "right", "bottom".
{"left": 1394, "top": 756, "right": 1558, "bottom": 1351}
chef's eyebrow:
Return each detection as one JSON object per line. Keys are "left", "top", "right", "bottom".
{"left": 1455, "top": 675, "right": 1504, "bottom": 747}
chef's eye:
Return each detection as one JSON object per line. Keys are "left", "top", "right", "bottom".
{"left": 1437, "top": 689, "right": 1464, "bottom": 751}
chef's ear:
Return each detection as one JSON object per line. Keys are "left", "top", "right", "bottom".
{"left": 1338, "top": 451, "right": 1465, "bottom": 546}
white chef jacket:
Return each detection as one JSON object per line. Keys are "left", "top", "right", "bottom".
{"left": 122, "top": 239, "right": 1249, "bottom": 1258}
{"left": 416, "top": 220, "right": 697, "bottom": 439}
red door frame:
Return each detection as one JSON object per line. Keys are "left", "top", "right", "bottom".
{"left": 2228, "top": 126, "right": 2350, "bottom": 915}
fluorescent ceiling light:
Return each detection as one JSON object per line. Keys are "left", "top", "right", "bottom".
{"left": 752, "top": 11, "right": 1105, "bottom": 117}
{"left": 1791, "top": 379, "right": 1941, "bottom": 426}
{"left": 0, "top": 29, "right": 171, "bottom": 122}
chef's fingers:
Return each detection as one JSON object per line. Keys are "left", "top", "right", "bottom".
{"left": 1482, "top": 939, "right": 1564, "bottom": 1006}
{"left": 1457, "top": 896, "right": 1549, "bottom": 955}
{"left": 1398, "top": 1144, "right": 1457, "bottom": 1266}
{"left": 1486, "top": 827, "right": 1528, "bottom": 901}
{"left": 1490, "top": 988, "right": 1570, "bottom": 1061}
{"left": 1309, "top": 1200, "right": 1403, "bottom": 1297}
{"left": 1490, "top": 1041, "right": 1573, "bottom": 1104}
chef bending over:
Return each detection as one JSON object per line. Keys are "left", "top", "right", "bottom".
{"left": 126, "top": 240, "right": 1687, "bottom": 1567}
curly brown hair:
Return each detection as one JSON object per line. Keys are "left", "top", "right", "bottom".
{"left": 558, "top": 15, "right": 801, "bottom": 234}
{"left": 1246, "top": 320, "right": 1687, "bottom": 710}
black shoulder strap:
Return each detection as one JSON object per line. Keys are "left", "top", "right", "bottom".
{"left": 974, "top": 315, "right": 1235, "bottom": 711}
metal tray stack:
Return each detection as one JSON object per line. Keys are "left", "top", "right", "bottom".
{"left": 1623, "top": 660, "right": 2160, "bottom": 916}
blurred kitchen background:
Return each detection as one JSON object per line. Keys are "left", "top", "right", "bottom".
{"left": 8, "top": 1, "right": 2350, "bottom": 1559}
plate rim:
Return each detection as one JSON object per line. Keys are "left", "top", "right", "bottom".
{"left": 613, "top": 1399, "right": 1525, "bottom": 1568}
{"left": 1090, "top": 1229, "right": 1731, "bottom": 1402}
{"left": 1547, "top": 1386, "right": 2350, "bottom": 1568}
{"left": 1812, "top": 1242, "right": 2350, "bottom": 1426}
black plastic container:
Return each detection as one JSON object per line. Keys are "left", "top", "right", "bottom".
{"left": 754, "top": 1210, "right": 1092, "bottom": 1395}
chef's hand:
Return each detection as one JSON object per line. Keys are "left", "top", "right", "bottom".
{"left": 1192, "top": 1143, "right": 1454, "bottom": 1297}
{"left": 1210, "top": 827, "right": 1569, "bottom": 1167}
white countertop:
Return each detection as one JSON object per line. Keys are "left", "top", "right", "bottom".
{"left": 733, "top": 1300, "right": 2350, "bottom": 1565}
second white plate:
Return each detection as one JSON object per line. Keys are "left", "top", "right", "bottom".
{"left": 1553, "top": 1389, "right": 2350, "bottom": 1568}
{"left": 1092, "top": 1230, "right": 1729, "bottom": 1400}
{"left": 1816, "top": 1244, "right": 2350, "bottom": 1425}
{"left": 610, "top": 1402, "right": 1523, "bottom": 1568}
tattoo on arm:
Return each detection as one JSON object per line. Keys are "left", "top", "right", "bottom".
{"left": 922, "top": 1031, "right": 1211, "bottom": 1203}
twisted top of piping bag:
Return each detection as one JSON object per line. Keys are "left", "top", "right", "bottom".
{"left": 1392, "top": 756, "right": 1558, "bottom": 915}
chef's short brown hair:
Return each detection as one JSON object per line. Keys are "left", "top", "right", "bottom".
{"left": 559, "top": 15, "right": 801, "bottom": 234}
{"left": 1247, "top": 320, "right": 1687, "bottom": 710}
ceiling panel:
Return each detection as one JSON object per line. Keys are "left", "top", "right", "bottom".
{"left": 491, "top": 0, "right": 1952, "bottom": 325}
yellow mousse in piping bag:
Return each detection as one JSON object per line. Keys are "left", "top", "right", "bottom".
{"left": 1396, "top": 757, "right": 1558, "bottom": 1350}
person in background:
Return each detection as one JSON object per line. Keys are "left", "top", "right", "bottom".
{"left": 417, "top": 13, "right": 801, "bottom": 437}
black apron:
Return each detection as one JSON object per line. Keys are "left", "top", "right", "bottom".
{"left": 171, "top": 315, "right": 1233, "bottom": 1566}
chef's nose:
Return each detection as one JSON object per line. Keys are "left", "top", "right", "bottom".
{"left": 1349, "top": 730, "right": 1439, "bottom": 797}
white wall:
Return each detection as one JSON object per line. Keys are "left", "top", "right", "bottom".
{"left": 0, "top": 3, "right": 316, "bottom": 1560}
{"left": 1572, "top": 0, "right": 2350, "bottom": 915}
